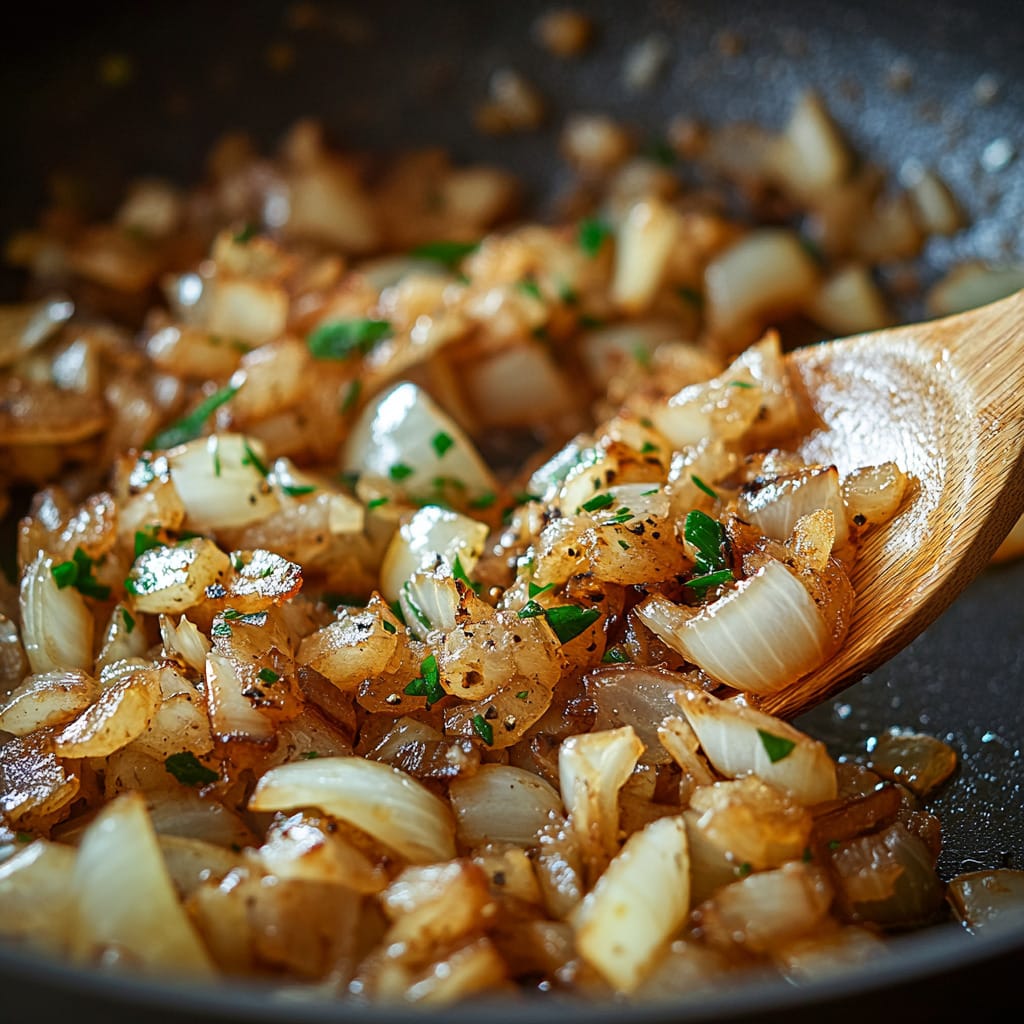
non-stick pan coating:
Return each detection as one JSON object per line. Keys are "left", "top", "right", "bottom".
{"left": 2, "top": 1, "right": 1023, "bottom": 1020}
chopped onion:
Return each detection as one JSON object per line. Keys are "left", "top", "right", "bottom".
{"left": 52, "top": 670, "right": 161, "bottom": 758}
{"left": 808, "top": 265, "right": 892, "bottom": 336}
{"left": 0, "top": 295, "right": 75, "bottom": 369}
{"left": 770, "top": 92, "right": 851, "bottom": 198}
{"left": 0, "top": 670, "right": 98, "bottom": 736}
{"left": 248, "top": 756, "right": 456, "bottom": 864}
{"left": 738, "top": 465, "right": 849, "bottom": 550}
{"left": 0, "top": 839, "right": 78, "bottom": 955}
{"left": 160, "top": 615, "right": 211, "bottom": 674}
{"left": 127, "top": 538, "right": 232, "bottom": 615}
{"left": 674, "top": 688, "right": 837, "bottom": 805}
{"left": 947, "top": 869, "right": 1024, "bottom": 935}
{"left": 842, "top": 462, "right": 910, "bottom": 532}
{"left": 204, "top": 652, "right": 274, "bottom": 745}
{"left": 465, "top": 343, "right": 569, "bottom": 429}
{"left": 19, "top": 552, "right": 94, "bottom": 674}
{"left": 573, "top": 815, "right": 690, "bottom": 993}
{"left": 297, "top": 608, "right": 399, "bottom": 691}
{"left": 926, "top": 262, "right": 1024, "bottom": 318}
{"left": 611, "top": 198, "right": 678, "bottom": 313}
{"left": 449, "top": 765, "right": 563, "bottom": 847}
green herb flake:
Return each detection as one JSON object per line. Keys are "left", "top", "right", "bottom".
{"left": 404, "top": 678, "right": 426, "bottom": 697}
{"left": 517, "top": 600, "right": 545, "bottom": 620}
{"left": 432, "top": 431, "right": 455, "bottom": 458}
{"left": 258, "top": 668, "right": 280, "bottom": 685}
{"left": 149, "top": 383, "right": 241, "bottom": 450}
{"left": 515, "top": 690, "right": 529, "bottom": 700}
{"left": 691, "top": 474, "right": 718, "bottom": 500}
{"left": 134, "top": 527, "right": 165, "bottom": 560}
{"left": 528, "top": 581, "right": 554, "bottom": 599}
{"left": 51, "top": 560, "right": 77, "bottom": 589}
{"left": 281, "top": 483, "right": 316, "bottom": 497}
{"left": 472, "top": 714, "right": 494, "bottom": 745}
{"left": 410, "top": 239, "right": 480, "bottom": 268}
{"left": 545, "top": 605, "right": 600, "bottom": 644}
{"left": 469, "top": 491, "right": 497, "bottom": 510}
{"left": 736, "top": 862, "right": 753, "bottom": 878}
{"left": 640, "top": 441, "right": 659, "bottom": 454}
{"left": 617, "top": 539, "right": 630, "bottom": 550}
{"left": 232, "top": 222, "right": 257, "bottom": 244}
{"left": 242, "top": 440, "right": 269, "bottom": 477}
{"left": 420, "top": 653, "right": 444, "bottom": 706}
{"left": 581, "top": 492, "right": 615, "bottom": 513}
{"left": 601, "top": 645, "right": 630, "bottom": 664}
{"left": 121, "top": 608, "right": 136, "bottom": 634}
{"left": 633, "top": 344, "right": 652, "bottom": 370}
{"left": 51, "top": 548, "right": 110, "bottom": 600}
{"left": 641, "top": 488, "right": 659, "bottom": 496}
{"left": 729, "top": 379, "right": 754, "bottom": 389}
{"left": 212, "top": 436, "right": 222, "bottom": 477}
{"left": 606, "top": 508, "right": 634, "bottom": 525}
{"left": 367, "top": 497, "right": 390, "bottom": 510}
{"left": 517, "top": 276, "right": 543, "bottom": 301}
{"left": 684, "top": 510, "right": 728, "bottom": 577}
{"left": 757, "top": 729, "right": 797, "bottom": 764}
{"left": 341, "top": 378, "right": 362, "bottom": 415}
{"left": 677, "top": 285, "right": 704, "bottom": 309}
{"left": 164, "top": 751, "right": 219, "bottom": 787}
{"left": 578, "top": 217, "right": 612, "bottom": 258}
{"left": 211, "top": 621, "right": 232, "bottom": 638}
{"left": 389, "top": 462, "right": 414, "bottom": 482}
{"left": 299, "top": 751, "right": 321, "bottom": 760}
{"left": 829, "top": 839, "right": 841, "bottom": 850}
{"left": 452, "top": 554, "right": 481, "bottom": 595}
{"left": 684, "top": 569, "right": 734, "bottom": 593}
{"left": 802, "top": 846, "right": 814, "bottom": 863}
{"left": 307, "top": 318, "right": 392, "bottom": 360}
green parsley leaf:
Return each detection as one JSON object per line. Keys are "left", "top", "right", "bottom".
{"left": 51, "top": 560, "right": 77, "bottom": 589}
{"left": 281, "top": 483, "right": 316, "bottom": 497}
{"left": 517, "top": 600, "right": 545, "bottom": 619}
{"left": 601, "top": 645, "right": 630, "bottom": 664}
{"left": 164, "top": 751, "right": 218, "bottom": 787}
{"left": 420, "top": 654, "right": 444, "bottom": 705}
{"left": 367, "top": 496, "right": 390, "bottom": 510}
{"left": 307, "top": 318, "right": 392, "bottom": 360}
{"left": 605, "top": 508, "right": 634, "bottom": 525}
{"left": 515, "top": 690, "right": 529, "bottom": 700}
{"left": 617, "top": 539, "right": 630, "bottom": 550}
{"left": 640, "top": 441, "right": 659, "bottom": 454}
{"left": 134, "top": 526, "right": 165, "bottom": 559}
{"left": 299, "top": 751, "right": 321, "bottom": 760}
{"left": 410, "top": 239, "right": 479, "bottom": 268}
{"left": 528, "top": 581, "right": 554, "bottom": 599}
{"left": 452, "top": 554, "right": 481, "bottom": 595}
{"left": 258, "top": 668, "right": 280, "bottom": 685}
{"left": 684, "top": 569, "right": 734, "bottom": 593}
{"left": 691, "top": 474, "right": 718, "bottom": 500}
{"left": 341, "top": 378, "right": 362, "bottom": 414}
{"left": 232, "top": 222, "right": 257, "bottom": 244}
{"left": 472, "top": 714, "right": 494, "bottom": 745}
{"left": 432, "top": 431, "right": 454, "bottom": 457}
{"left": 677, "top": 285, "right": 704, "bottom": 309}
{"left": 469, "top": 491, "right": 497, "bottom": 510}
{"left": 736, "top": 861, "right": 753, "bottom": 878}
{"left": 581, "top": 492, "right": 614, "bottom": 513}
{"left": 389, "top": 462, "right": 414, "bottom": 482}
{"left": 404, "top": 678, "right": 427, "bottom": 697}
{"left": 51, "top": 548, "right": 110, "bottom": 600}
{"left": 149, "top": 383, "right": 241, "bottom": 449}
{"left": 242, "top": 440, "right": 269, "bottom": 477}
{"left": 121, "top": 608, "right": 136, "bottom": 634}
{"left": 729, "top": 379, "right": 754, "bottom": 389}
{"left": 545, "top": 605, "right": 600, "bottom": 644}
{"left": 578, "top": 217, "right": 612, "bottom": 258}
{"left": 684, "top": 510, "right": 728, "bottom": 577}
{"left": 757, "top": 729, "right": 797, "bottom": 764}
{"left": 517, "top": 276, "right": 543, "bottom": 301}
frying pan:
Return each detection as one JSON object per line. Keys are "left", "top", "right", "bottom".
{"left": 2, "top": 0, "right": 1023, "bottom": 1020}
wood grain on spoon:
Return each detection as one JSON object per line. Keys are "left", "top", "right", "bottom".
{"left": 764, "top": 288, "right": 1024, "bottom": 720}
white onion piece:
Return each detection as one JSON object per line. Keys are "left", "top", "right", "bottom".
{"left": 72, "top": 792, "right": 214, "bottom": 975}
{"left": 465, "top": 343, "right": 568, "bottom": 429}
{"left": 96, "top": 603, "right": 149, "bottom": 673}
{"left": 449, "top": 765, "right": 563, "bottom": 847}
{"left": 160, "top": 614, "right": 211, "bottom": 674}
{"left": 527, "top": 437, "right": 599, "bottom": 505}
{"left": 145, "top": 789, "right": 256, "bottom": 849}
{"left": 168, "top": 434, "right": 280, "bottom": 531}
{"left": 559, "top": 726, "right": 644, "bottom": 884}
{"left": 705, "top": 230, "right": 819, "bottom": 341}
{"left": 343, "top": 381, "right": 497, "bottom": 508}
{"left": 127, "top": 538, "right": 232, "bottom": 616}
{"left": 907, "top": 170, "right": 963, "bottom": 237}
{"left": 947, "top": 869, "right": 1024, "bottom": 935}
{"left": 204, "top": 277, "right": 288, "bottom": 345}
{"left": 0, "top": 670, "right": 98, "bottom": 736}
{"left": 249, "top": 756, "right": 456, "bottom": 864}
{"left": 842, "top": 462, "right": 910, "bottom": 531}
{"left": 926, "top": 263, "right": 1024, "bottom": 318}
{"left": 611, "top": 198, "right": 678, "bottom": 313}
{"left": 0, "top": 840, "right": 78, "bottom": 955}
{"left": 573, "top": 815, "right": 690, "bottom": 993}
{"left": 380, "top": 505, "right": 489, "bottom": 603}
{"left": 635, "top": 561, "right": 840, "bottom": 696}
{"left": 204, "top": 653, "right": 274, "bottom": 745}
{"left": 580, "top": 320, "right": 682, "bottom": 391}
{"left": 0, "top": 295, "right": 75, "bottom": 369}
{"left": 131, "top": 666, "right": 214, "bottom": 761}
{"left": 19, "top": 552, "right": 95, "bottom": 675}
{"left": 738, "top": 466, "right": 848, "bottom": 549}
{"left": 808, "top": 265, "right": 892, "bottom": 336}
{"left": 657, "top": 716, "right": 715, "bottom": 789}
{"left": 770, "top": 92, "right": 850, "bottom": 197}
{"left": 674, "top": 688, "right": 837, "bottom": 805}
{"left": 298, "top": 609, "right": 399, "bottom": 691}
{"left": 399, "top": 570, "right": 461, "bottom": 641}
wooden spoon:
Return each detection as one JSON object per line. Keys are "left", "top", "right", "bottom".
{"left": 763, "top": 289, "right": 1024, "bottom": 720}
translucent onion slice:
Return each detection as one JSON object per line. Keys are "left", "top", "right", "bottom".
{"left": 127, "top": 538, "right": 232, "bottom": 616}
{"left": 573, "top": 815, "right": 691, "bottom": 993}
{"left": 0, "top": 839, "right": 78, "bottom": 955}
{"left": 559, "top": 725, "right": 644, "bottom": 884}
{"left": 674, "top": 688, "right": 837, "bottom": 805}
{"left": 0, "top": 733, "right": 80, "bottom": 825}
{"left": 0, "top": 295, "right": 75, "bottom": 369}
{"left": 947, "top": 869, "right": 1024, "bottom": 935}
{"left": 842, "top": 462, "right": 910, "bottom": 532}
{"left": 380, "top": 505, "right": 489, "bottom": 603}
{"left": 71, "top": 791, "right": 214, "bottom": 975}
{"left": 738, "top": 466, "right": 849, "bottom": 550}
{"left": 204, "top": 652, "right": 274, "bottom": 745}
{"left": 635, "top": 560, "right": 845, "bottom": 696}
{"left": 398, "top": 570, "right": 461, "bottom": 641}
{"left": 19, "top": 552, "right": 94, "bottom": 674}
{"left": 297, "top": 608, "right": 399, "bottom": 691}
{"left": 343, "top": 381, "right": 497, "bottom": 510}
{"left": 449, "top": 765, "right": 563, "bottom": 847}
{"left": 0, "top": 670, "right": 98, "bottom": 736}
{"left": 611, "top": 198, "right": 678, "bottom": 313}
{"left": 160, "top": 615, "right": 211, "bottom": 674}
{"left": 248, "top": 756, "right": 456, "bottom": 864}
{"left": 168, "top": 433, "right": 281, "bottom": 531}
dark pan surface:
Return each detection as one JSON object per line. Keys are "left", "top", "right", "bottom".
{"left": 2, "top": 1, "right": 1023, "bottom": 1020}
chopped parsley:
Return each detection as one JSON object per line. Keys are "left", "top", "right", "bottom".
{"left": 634, "top": 344, "right": 652, "bottom": 370}
{"left": 528, "top": 581, "right": 554, "bottom": 599}
{"left": 367, "top": 496, "right": 389, "bottom": 510}
{"left": 545, "top": 605, "right": 600, "bottom": 644}
{"left": 469, "top": 491, "right": 497, "bottom": 510}
{"left": 410, "top": 239, "right": 480, "bottom": 268}
{"left": 684, "top": 569, "right": 734, "bottom": 591}
{"left": 121, "top": 608, "right": 136, "bottom": 634}
{"left": 431, "top": 431, "right": 454, "bottom": 458}
{"left": 257, "top": 668, "right": 280, "bottom": 685}
{"left": 605, "top": 508, "right": 634, "bottom": 525}
{"left": 281, "top": 483, "right": 316, "bottom": 497}
{"left": 517, "top": 276, "right": 543, "bottom": 301}
{"left": 515, "top": 690, "right": 529, "bottom": 700}
{"left": 684, "top": 509, "right": 731, "bottom": 581}
{"left": 452, "top": 554, "right": 480, "bottom": 594}
{"left": 149, "top": 383, "right": 240, "bottom": 450}
{"left": 677, "top": 285, "right": 704, "bottom": 309}
{"left": 617, "top": 539, "right": 630, "bottom": 550}
{"left": 581, "top": 492, "right": 614, "bottom": 513}
{"left": 51, "top": 547, "right": 110, "bottom": 600}
{"left": 232, "top": 222, "right": 257, "bottom": 244}
{"left": 299, "top": 751, "right": 321, "bottom": 760}
{"left": 601, "top": 645, "right": 630, "bottom": 664}
{"left": 736, "top": 861, "right": 753, "bottom": 878}
{"left": 578, "top": 217, "right": 612, "bottom": 258}
{"left": 517, "top": 600, "right": 545, "bottom": 619}
{"left": 382, "top": 619, "right": 397, "bottom": 634}
{"left": 757, "top": 729, "right": 797, "bottom": 764}
{"left": 404, "top": 654, "right": 444, "bottom": 706}
{"left": 472, "top": 714, "right": 494, "bottom": 745}
{"left": 307, "top": 318, "right": 392, "bottom": 360}
{"left": 164, "top": 751, "right": 218, "bottom": 787}
{"left": 641, "top": 441, "right": 659, "bottom": 454}
{"left": 134, "top": 526, "right": 165, "bottom": 559}
{"left": 211, "top": 621, "right": 233, "bottom": 638}
{"left": 242, "top": 440, "right": 269, "bottom": 477}
{"left": 341, "top": 378, "right": 362, "bottom": 414}
{"left": 691, "top": 474, "right": 719, "bottom": 500}
{"left": 389, "top": 462, "right": 414, "bottom": 482}
{"left": 729, "top": 379, "right": 754, "bottom": 389}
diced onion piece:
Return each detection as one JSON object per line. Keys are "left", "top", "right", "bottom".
{"left": 19, "top": 552, "right": 95, "bottom": 674}
{"left": 465, "top": 344, "right": 569, "bottom": 429}
{"left": 131, "top": 666, "right": 214, "bottom": 760}
{"left": 0, "top": 733, "right": 80, "bottom": 825}
{"left": 907, "top": 170, "right": 964, "bottom": 237}
{"left": 0, "top": 295, "right": 74, "bottom": 369}
{"left": 842, "top": 462, "right": 910, "bottom": 531}
{"left": 776, "top": 925, "right": 886, "bottom": 981}
{"left": 865, "top": 729, "right": 957, "bottom": 797}
{"left": 128, "top": 538, "right": 232, "bottom": 615}
{"left": 343, "top": 382, "right": 497, "bottom": 510}
{"left": 770, "top": 92, "right": 850, "bottom": 198}
{"left": 160, "top": 615, "right": 211, "bottom": 674}
{"left": 0, "top": 840, "right": 78, "bottom": 955}
{"left": 698, "top": 862, "right": 832, "bottom": 953}
{"left": 926, "top": 263, "right": 1024, "bottom": 318}
{"left": 249, "top": 756, "right": 456, "bottom": 864}
{"left": 157, "top": 836, "right": 245, "bottom": 897}
{"left": 559, "top": 726, "right": 644, "bottom": 884}
{"left": 674, "top": 688, "right": 837, "bottom": 805}
{"left": 808, "top": 265, "right": 892, "bottom": 336}
{"left": 168, "top": 434, "right": 281, "bottom": 531}
{"left": 450, "top": 765, "right": 563, "bottom": 846}
{"left": 145, "top": 790, "right": 257, "bottom": 849}
{"left": 204, "top": 653, "right": 274, "bottom": 745}
{"left": 738, "top": 465, "right": 848, "bottom": 549}
{"left": 611, "top": 198, "right": 678, "bottom": 313}
{"left": 399, "top": 570, "right": 460, "bottom": 641}
{"left": 657, "top": 716, "right": 715, "bottom": 789}
{"left": 298, "top": 609, "right": 399, "bottom": 691}
{"left": 704, "top": 230, "right": 819, "bottom": 343}
{"left": 635, "top": 559, "right": 848, "bottom": 696}
{"left": 71, "top": 791, "right": 214, "bottom": 975}
{"left": 52, "top": 670, "right": 161, "bottom": 758}
{"left": 579, "top": 320, "right": 686, "bottom": 392}
{"left": 573, "top": 815, "right": 690, "bottom": 993}
{"left": 947, "top": 869, "right": 1024, "bottom": 935}
{"left": 380, "top": 505, "right": 488, "bottom": 603}
{"left": 225, "top": 549, "right": 303, "bottom": 610}
{"left": 204, "top": 277, "right": 288, "bottom": 346}
{"left": 0, "top": 670, "right": 98, "bottom": 736}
